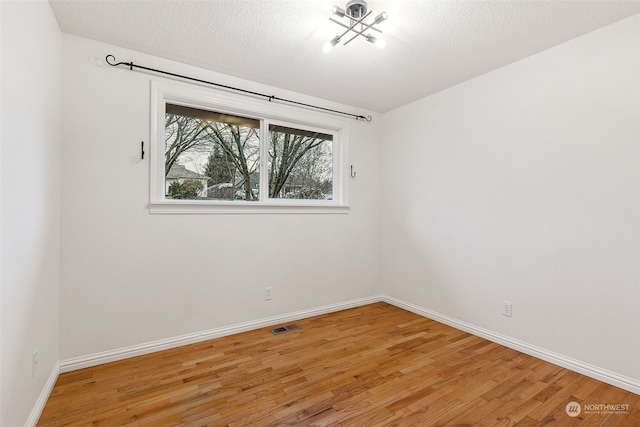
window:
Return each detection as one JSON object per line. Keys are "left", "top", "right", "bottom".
{"left": 150, "top": 81, "right": 349, "bottom": 213}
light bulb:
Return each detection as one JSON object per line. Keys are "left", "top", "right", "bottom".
{"left": 323, "top": 36, "right": 341, "bottom": 53}
{"left": 375, "top": 11, "right": 388, "bottom": 24}
{"left": 332, "top": 6, "right": 346, "bottom": 17}
{"left": 366, "top": 34, "right": 386, "bottom": 49}
{"left": 322, "top": 42, "right": 334, "bottom": 54}
{"left": 374, "top": 37, "right": 386, "bottom": 49}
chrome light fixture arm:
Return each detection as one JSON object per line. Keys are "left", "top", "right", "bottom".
{"left": 324, "top": 1, "right": 388, "bottom": 51}
{"left": 329, "top": 16, "right": 383, "bottom": 34}
{"left": 343, "top": 15, "right": 381, "bottom": 45}
{"left": 332, "top": 10, "right": 372, "bottom": 45}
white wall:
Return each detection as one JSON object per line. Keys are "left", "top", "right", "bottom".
{"left": 382, "top": 14, "right": 640, "bottom": 383}
{"left": 0, "top": 1, "right": 62, "bottom": 426}
{"left": 59, "top": 35, "right": 383, "bottom": 359}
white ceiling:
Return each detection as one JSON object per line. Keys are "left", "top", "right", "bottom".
{"left": 49, "top": 0, "right": 640, "bottom": 113}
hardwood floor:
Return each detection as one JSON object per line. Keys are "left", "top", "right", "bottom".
{"left": 38, "top": 302, "right": 639, "bottom": 426}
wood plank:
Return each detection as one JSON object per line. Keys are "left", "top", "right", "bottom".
{"left": 37, "top": 302, "right": 639, "bottom": 426}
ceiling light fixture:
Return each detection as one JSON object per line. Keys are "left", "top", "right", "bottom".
{"left": 323, "top": 0, "right": 388, "bottom": 53}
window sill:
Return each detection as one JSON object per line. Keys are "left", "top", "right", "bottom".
{"left": 149, "top": 200, "right": 350, "bottom": 215}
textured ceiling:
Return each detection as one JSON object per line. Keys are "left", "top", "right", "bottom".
{"left": 49, "top": 0, "right": 640, "bottom": 112}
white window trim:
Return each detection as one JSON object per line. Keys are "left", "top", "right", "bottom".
{"left": 149, "top": 80, "right": 350, "bottom": 214}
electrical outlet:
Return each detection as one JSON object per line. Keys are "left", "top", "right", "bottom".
{"left": 32, "top": 349, "right": 38, "bottom": 377}
{"left": 502, "top": 301, "right": 512, "bottom": 317}
{"left": 264, "top": 287, "right": 273, "bottom": 301}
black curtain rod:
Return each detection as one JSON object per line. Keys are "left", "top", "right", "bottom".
{"left": 105, "top": 55, "right": 372, "bottom": 122}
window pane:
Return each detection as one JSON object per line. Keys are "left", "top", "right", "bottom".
{"left": 268, "top": 124, "right": 333, "bottom": 200}
{"left": 165, "top": 104, "right": 260, "bottom": 201}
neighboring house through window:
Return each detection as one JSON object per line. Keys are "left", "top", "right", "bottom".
{"left": 165, "top": 164, "right": 209, "bottom": 199}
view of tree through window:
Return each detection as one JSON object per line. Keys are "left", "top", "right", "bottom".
{"left": 164, "top": 104, "right": 334, "bottom": 202}
{"left": 269, "top": 125, "right": 333, "bottom": 200}
{"left": 165, "top": 104, "right": 260, "bottom": 201}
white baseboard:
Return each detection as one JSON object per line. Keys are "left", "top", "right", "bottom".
{"left": 60, "top": 295, "right": 384, "bottom": 373}
{"left": 26, "top": 361, "right": 60, "bottom": 427}
{"left": 382, "top": 295, "right": 640, "bottom": 395}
